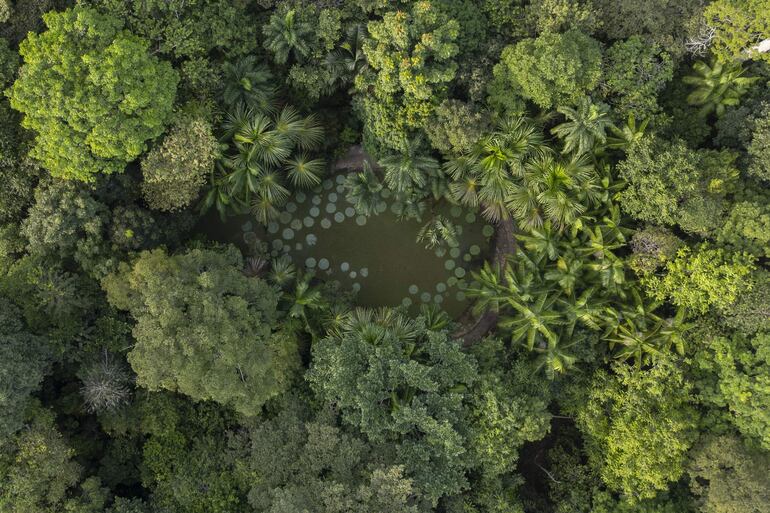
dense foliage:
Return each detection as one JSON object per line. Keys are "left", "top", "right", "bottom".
{"left": 1, "top": 1, "right": 769, "bottom": 512}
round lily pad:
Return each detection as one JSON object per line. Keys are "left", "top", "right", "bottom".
{"left": 408, "top": 285, "right": 418, "bottom": 295}
{"left": 243, "top": 232, "right": 257, "bottom": 245}
{"left": 318, "top": 258, "right": 329, "bottom": 270}
{"left": 279, "top": 212, "right": 292, "bottom": 224}
{"left": 450, "top": 206, "right": 462, "bottom": 218}
{"left": 360, "top": 267, "right": 368, "bottom": 277}
{"left": 482, "top": 225, "right": 495, "bottom": 237}
{"left": 336, "top": 174, "right": 346, "bottom": 184}
{"left": 272, "top": 239, "right": 283, "bottom": 250}
{"left": 295, "top": 191, "right": 306, "bottom": 203}
{"left": 282, "top": 228, "right": 294, "bottom": 240}
{"left": 463, "top": 254, "right": 472, "bottom": 262}
{"left": 447, "top": 277, "right": 458, "bottom": 286}
{"left": 345, "top": 207, "right": 356, "bottom": 218}
{"left": 323, "top": 180, "right": 333, "bottom": 190}
{"left": 380, "top": 188, "right": 391, "bottom": 199}
{"left": 375, "top": 202, "right": 387, "bottom": 214}
{"left": 455, "top": 291, "right": 466, "bottom": 301}
{"left": 303, "top": 217, "right": 314, "bottom": 227}
{"left": 286, "top": 202, "right": 297, "bottom": 213}
{"left": 320, "top": 218, "right": 332, "bottom": 229}
{"left": 290, "top": 219, "right": 302, "bottom": 230}
{"left": 267, "top": 222, "right": 279, "bottom": 234}
{"left": 325, "top": 203, "right": 336, "bottom": 214}
{"left": 305, "top": 233, "right": 317, "bottom": 245}
{"left": 435, "top": 247, "right": 446, "bottom": 257}
{"left": 336, "top": 185, "right": 346, "bottom": 194}
{"left": 469, "top": 245, "right": 481, "bottom": 255}
{"left": 349, "top": 271, "right": 357, "bottom": 279}
{"left": 355, "top": 215, "right": 367, "bottom": 226}
{"left": 310, "top": 206, "right": 320, "bottom": 217}
{"left": 312, "top": 195, "right": 322, "bottom": 205}
{"left": 454, "top": 267, "right": 466, "bottom": 278}
{"left": 433, "top": 294, "right": 444, "bottom": 304}
{"left": 465, "top": 212, "right": 476, "bottom": 223}
{"left": 436, "top": 283, "right": 447, "bottom": 293}
{"left": 334, "top": 212, "right": 345, "bottom": 223}
{"left": 389, "top": 203, "right": 401, "bottom": 214}
{"left": 341, "top": 262, "right": 350, "bottom": 272}
{"left": 305, "top": 257, "right": 316, "bottom": 268}
{"left": 241, "top": 221, "right": 253, "bottom": 232}
{"left": 449, "top": 247, "right": 460, "bottom": 258}
{"left": 352, "top": 283, "right": 361, "bottom": 292}
{"left": 444, "top": 259, "right": 456, "bottom": 271}
{"left": 420, "top": 292, "right": 431, "bottom": 303}
{"left": 328, "top": 192, "right": 338, "bottom": 202}
{"left": 401, "top": 297, "right": 412, "bottom": 307}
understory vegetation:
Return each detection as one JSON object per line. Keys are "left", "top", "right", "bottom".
{"left": 0, "top": 0, "right": 769, "bottom": 512}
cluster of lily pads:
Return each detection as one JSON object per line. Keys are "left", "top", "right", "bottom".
{"left": 239, "top": 174, "right": 495, "bottom": 310}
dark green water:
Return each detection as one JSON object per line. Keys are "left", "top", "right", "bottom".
{"left": 206, "top": 173, "right": 493, "bottom": 317}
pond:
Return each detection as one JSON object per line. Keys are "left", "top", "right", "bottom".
{"left": 204, "top": 172, "right": 494, "bottom": 318}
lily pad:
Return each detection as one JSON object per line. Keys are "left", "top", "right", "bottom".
{"left": 282, "top": 228, "right": 294, "bottom": 240}
{"left": 318, "top": 258, "right": 329, "bottom": 270}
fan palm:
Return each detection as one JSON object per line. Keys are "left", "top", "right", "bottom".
{"left": 380, "top": 139, "right": 438, "bottom": 194}
{"left": 204, "top": 106, "right": 325, "bottom": 222}
{"left": 263, "top": 8, "right": 313, "bottom": 64}
{"left": 221, "top": 56, "right": 277, "bottom": 111}
{"left": 507, "top": 154, "right": 597, "bottom": 231}
{"left": 551, "top": 98, "right": 613, "bottom": 155}
{"left": 344, "top": 161, "right": 383, "bottom": 216}
{"left": 683, "top": 58, "right": 759, "bottom": 117}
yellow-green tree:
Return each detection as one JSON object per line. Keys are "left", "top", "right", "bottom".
{"left": 7, "top": 7, "right": 178, "bottom": 181}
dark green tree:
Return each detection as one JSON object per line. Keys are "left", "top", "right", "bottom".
{"left": 102, "top": 246, "right": 301, "bottom": 416}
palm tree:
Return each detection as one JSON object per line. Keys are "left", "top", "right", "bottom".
{"left": 286, "top": 272, "right": 325, "bottom": 336}
{"left": 606, "top": 114, "right": 648, "bottom": 151}
{"left": 221, "top": 56, "right": 277, "bottom": 111}
{"left": 326, "top": 24, "right": 368, "bottom": 87}
{"left": 380, "top": 138, "right": 438, "bottom": 195}
{"left": 534, "top": 338, "right": 577, "bottom": 380}
{"left": 263, "top": 8, "right": 313, "bottom": 64}
{"left": 269, "top": 255, "right": 296, "bottom": 287}
{"left": 416, "top": 215, "right": 458, "bottom": 249}
{"left": 607, "top": 320, "right": 664, "bottom": 369}
{"left": 344, "top": 161, "right": 383, "bottom": 216}
{"left": 507, "top": 154, "right": 598, "bottom": 231}
{"left": 683, "top": 58, "right": 759, "bottom": 117}
{"left": 551, "top": 98, "right": 613, "bottom": 155}
{"left": 204, "top": 105, "right": 325, "bottom": 222}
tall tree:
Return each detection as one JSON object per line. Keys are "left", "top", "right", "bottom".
{"left": 102, "top": 246, "right": 301, "bottom": 416}
{"left": 7, "top": 7, "right": 178, "bottom": 181}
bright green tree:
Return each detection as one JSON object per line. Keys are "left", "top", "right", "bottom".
{"left": 697, "top": 332, "right": 770, "bottom": 450}
{"left": 102, "top": 246, "right": 301, "bottom": 416}
{"left": 683, "top": 59, "right": 759, "bottom": 118}
{"left": 642, "top": 244, "right": 755, "bottom": 315}
{"left": 490, "top": 30, "right": 602, "bottom": 110}
{"left": 354, "top": 1, "right": 459, "bottom": 154}
{"left": 7, "top": 7, "right": 178, "bottom": 181}
{"left": 574, "top": 361, "right": 699, "bottom": 501}
{"left": 705, "top": 0, "right": 770, "bottom": 63}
